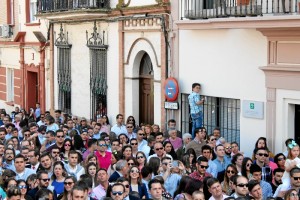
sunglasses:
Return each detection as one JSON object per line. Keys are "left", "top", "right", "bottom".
{"left": 200, "top": 165, "right": 209, "bottom": 169}
{"left": 293, "top": 177, "right": 300, "bottom": 181}
{"left": 137, "top": 156, "right": 144, "bottom": 159}
{"left": 24, "top": 134, "right": 30, "bottom": 137}
{"left": 278, "top": 157, "right": 285, "bottom": 161}
{"left": 64, "top": 182, "right": 74, "bottom": 186}
{"left": 124, "top": 184, "right": 130, "bottom": 188}
{"left": 127, "top": 126, "right": 133, "bottom": 128}
{"left": 138, "top": 134, "right": 145, "bottom": 136}
{"left": 131, "top": 143, "right": 138, "bottom": 146}
{"left": 131, "top": 170, "right": 139, "bottom": 173}
{"left": 99, "top": 144, "right": 107, "bottom": 147}
{"left": 257, "top": 153, "right": 269, "bottom": 157}
{"left": 237, "top": 183, "right": 249, "bottom": 188}
{"left": 155, "top": 147, "right": 163, "bottom": 151}
{"left": 227, "top": 170, "right": 235, "bottom": 174}
{"left": 52, "top": 151, "right": 59, "bottom": 154}
{"left": 210, "top": 138, "right": 216, "bottom": 141}
{"left": 112, "top": 191, "right": 124, "bottom": 196}
{"left": 246, "top": 163, "right": 252, "bottom": 167}
{"left": 104, "top": 138, "right": 110, "bottom": 141}
{"left": 225, "top": 147, "right": 232, "bottom": 150}
{"left": 18, "top": 185, "right": 27, "bottom": 189}
{"left": 56, "top": 135, "right": 64, "bottom": 138}
{"left": 128, "top": 163, "right": 134, "bottom": 166}
{"left": 64, "top": 144, "right": 71, "bottom": 147}
{"left": 41, "top": 178, "right": 50, "bottom": 182}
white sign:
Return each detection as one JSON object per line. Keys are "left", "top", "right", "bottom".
{"left": 164, "top": 102, "right": 179, "bottom": 110}
{"left": 242, "top": 100, "right": 264, "bottom": 119}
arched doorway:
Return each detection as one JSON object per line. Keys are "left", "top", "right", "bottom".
{"left": 139, "top": 53, "right": 154, "bottom": 125}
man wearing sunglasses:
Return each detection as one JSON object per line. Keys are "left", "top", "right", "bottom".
{"left": 254, "top": 147, "right": 273, "bottom": 183}
{"left": 111, "top": 183, "right": 125, "bottom": 200}
{"left": 147, "top": 142, "right": 172, "bottom": 162}
{"left": 126, "top": 122, "right": 136, "bottom": 140}
{"left": 27, "top": 170, "right": 58, "bottom": 200}
{"left": 190, "top": 156, "right": 212, "bottom": 182}
{"left": 231, "top": 175, "right": 249, "bottom": 198}
{"left": 136, "top": 128, "right": 150, "bottom": 158}
{"left": 46, "top": 129, "right": 65, "bottom": 153}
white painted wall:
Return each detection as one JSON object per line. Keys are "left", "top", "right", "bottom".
{"left": 179, "top": 29, "right": 268, "bottom": 155}
{"left": 128, "top": 0, "right": 158, "bottom": 7}
{"left": 53, "top": 21, "right": 119, "bottom": 121}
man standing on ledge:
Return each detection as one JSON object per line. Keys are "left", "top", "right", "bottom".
{"left": 188, "top": 83, "right": 205, "bottom": 138}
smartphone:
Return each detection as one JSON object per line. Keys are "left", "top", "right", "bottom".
{"left": 172, "top": 160, "right": 179, "bottom": 167}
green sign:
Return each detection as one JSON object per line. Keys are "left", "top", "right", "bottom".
{"left": 250, "top": 103, "right": 255, "bottom": 109}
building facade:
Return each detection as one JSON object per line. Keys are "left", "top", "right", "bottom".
{"left": 0, "top": 0, "right": 49, "bottom": 114}
{"left": 38, "top": 0, "right": 170, "bottom": 126}
{"left": 172, "top": 0, "right": 300, "bottom": 154}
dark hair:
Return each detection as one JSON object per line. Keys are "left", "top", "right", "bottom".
{"left": 147, "top": 157, "right": 160, "bottom": 176}
{"left": 6, "top": 187, "right": 21, "bottom": 198}
{"left": 254, "top": 137, "right": 269, "bottom": 151}
{"left": 207, "top": 177, "right": 219, "bottom": 188}
{"left": 102, "top": 115, "right": 110, "bottom": 125}
{"left": 45, "top": 115, "right": 55, "bottom": 125}
{"left": 163, "top": 141, "right": 178, "bottom": 160}
{"left": 63, "top": 138, "right": 75, "bottom": 153}
{"left": 231, "top": 153, "right": 243, "bottom": 165}
{"left": 148, "top": 179, "right": 162, "bottom": 190}
{"left": 290, "top": 167, "right": 300, "bottom": 177}
{"left": 196, "top": 156, "right": 208, "bottom": 164}
{"left": 126, "top": 116, "right": 136, "bottom": 128}
{"left": 274, "top": 153, "right": 286, "bottom": 166}
{"left": 192, "top": 83, "right": 201, "bottom": 89}
{"left": 253, "top": 147, "right": 268, "bottom": 155}
{"left": 248, "top": 180, "right": 260, "bottom": 192}
{"left": 285, "top": 138, "right": 294, "bottom": 147}
{"left": 250, "top": 164, "right": 262, "bottom": 174}
{"left": 174, "top": 176, "right": 192, "bottom": 197}
{"left": 4, "top": 177, "right": 17, "bottom": 190}
{"left": 46, "top": 130, "right": 55, "bottom": 137}
{"left": 284, "top": 189, "right": 298, "bottom": 200}
{"left": 116, "top": 114, "right": 123, "bottom": 119}
{"left": 273, "top": 168, "right": 285, "bottom": 174}
{"left": 111, "top": 182, "right": 125, "bottom": 192}
{"left": 141, "top": 166, "right": 152, "bottom": 178}
{"left": 37, "top": 170, "right": 49, "bottom": 179}
{"left": 241, "top": 157, "right": 252, "bottom": 178}
{"left": 202, "top": 145, "right": 213, "bottom": 153}
{"left": 186, "top": 148, "right": 197, "bottom": 164}
{"left": 51, "top": 161, "right": 67, "bottom": 180}
{"left": 73, "top": 134, "right": 85, "bottom": 151}
{"left": 14, "top": 154, "right": 25, "bottom": 161}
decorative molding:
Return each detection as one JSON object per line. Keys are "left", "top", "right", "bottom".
{"left": 124, "top": 18, "right": 161, "bottom": 27}
{"left": 125, "top": 37, "right": 160, "bottom": 67}
{"left": 55, "top": 24, "right": 72, "bottom": 47}
{"left": 266, "top": 88, "right": 276, "bottom": 102}
{"left": 86, "top": 21, "right": 108, "bottom": 49}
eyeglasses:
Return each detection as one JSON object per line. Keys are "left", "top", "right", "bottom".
{"left": 210, "top": 138, "right": 216, "bottom": 141}
{"left": 104, "top": 138, "right": 110, "bottom": 141}
{"left": 278, "top": 157, "right": 285, "bottom": 161}
{"left": 127, "top": 126, "right": 133, "bottom": 128}
{"left": 138, "top": 133, "right": 145, "bottom": 136}
{"left": 290, "top": 193, "right": 299, "bottom": 197}
{"left": 128, "top": 163, "right": 134, "bottom": 166}
{"left": 155, "top": 147, "right": 163, "bottom": 151}
{"left": 237, "top": 183, "right": 249, "bottom": 188}
{"left": 293, "top": 177, "right": 300, "bottom": 181}
{"left": 246, "top": 163, "right": 252, "bottom": 167}
{"left": 131, "top": 143, "right": 138, "bottom": 146}
{"left": 40, "top": 178, "right": 50, "bottom": 182}
{"left": 24, "top": 134, "right": 30, "bottom": 137}
{"left": 124, "top": 184, "right": 130, "bottom": 188}
{"left": 52, "top": 151, "right": 59, "bottom": 154}
{"left": 18, "top": 185, "right": 27, "bottom": 189}
{"left": 56, "top": 135, "right": 64, "bottom": 138}
{"left": 99, "top": 144, "right": 107, "bottom": 147}
{"left": 257, "top": 153, "right": 269, "bottom": 157}
{"left": 64, "top": 182, "right": 74, "bottom": 186}
{"left": 200, "top": 165, "right": 209, "bottom": 169}
{"left": 73, "top": 118, "right": 78, "bottom": 120}
{"left": 131, "top": 170, "right": 139, "bottom": 173}
{"left": 112, "top": 191, "right": 124, "bottom": 196}
{"left": 64, "top": 144, "right": 71, "bottom": 147}
{"left": 137, "top": 156, "right": 144, "bottom": 159}
{"left": 227, "top": 170, "right": 235, "bottom": 174}
{"left": 225, "top": 147, "right": 232, "bottom": 150}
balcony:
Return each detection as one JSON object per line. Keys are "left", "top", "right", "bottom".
{"left": 181, "top": 0, "right": 299, "bottom": 19}
{"left": 38, "top": 0, "right": 110, "bottom": 13}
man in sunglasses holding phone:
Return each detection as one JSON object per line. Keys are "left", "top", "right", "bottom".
{"left": 190, "top": 156, "right": 212, "bottom": 182}
{"left": 254, "top": 147, "right": 273, "bottom": 183}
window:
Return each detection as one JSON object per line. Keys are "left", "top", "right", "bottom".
{"left": 7, "top": 68, "right": 14, "bottom": 102}
{"left": 181, "top": 94, "right": 241, "bottom": 144}
{"left": 30, "top": 0, "right": 37, "bottom": 22}
{"left": 55, "top": 25, "right": 72, "bottom": 114}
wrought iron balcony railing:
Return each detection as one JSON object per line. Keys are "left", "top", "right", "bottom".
{"left": 181, "top": 0, "right": 299, "bottom": 19}
{"left": 38, "top": 0, "right": 110, "bottom": 13}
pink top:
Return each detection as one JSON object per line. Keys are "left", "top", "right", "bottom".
{"left": 166, "top": 137, "right": 183, "bottom": 151}
{"left": 95, "top": 151, "right": 112, "bottom": 170}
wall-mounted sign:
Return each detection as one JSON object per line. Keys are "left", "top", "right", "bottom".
{"left": 164, "top": 102, "right": 179, "bottom": 110}
{"left": 242, "top": 100, "right": 264, "bottom": 119}
{"left": 164, "top": 77, "right": 179, "bottom": 102}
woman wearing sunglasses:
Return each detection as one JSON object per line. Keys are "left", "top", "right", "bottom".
{"left": 17, "top": 179, "right": 32, "bottom": 200}
{"left": 136, "top": 151, "right": 147, "bottom": 171}
{"left": 221, "top": 164, "right": 238, "bottom": 195}
{"left": 58, "top": 176, "right": 76, "bottom": 200}
{"left": 241, "top": 157, "right": 253, "bottom": 180}
{"left": 62, "top": 139, "right": 74, "bottom": 164}
{"left": 128, "top": 165, "right": 149, "bottom": 199}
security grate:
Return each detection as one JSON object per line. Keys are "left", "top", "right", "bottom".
{"left": 181, "top": 93, "right": 241, "bottom": 144}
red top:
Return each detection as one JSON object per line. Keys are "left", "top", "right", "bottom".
{"left": 95, "top": 151, "right": 112, "bottom": 170}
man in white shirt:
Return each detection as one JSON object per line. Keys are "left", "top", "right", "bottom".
{"left": 137, "top": 128, "right": 150, "bottom": 158}
{"left": 207, "top": 178, "right": 229, "bottom": 200}
{"left": 111, "top": 114, "right": 127, "bottom": 136}
{"left": 64, "top": 150, "right": 85, "bottom": 181}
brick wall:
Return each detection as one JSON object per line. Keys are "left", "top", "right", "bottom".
{"left": 0, "top": 67, "right": 6, "bottom": 101}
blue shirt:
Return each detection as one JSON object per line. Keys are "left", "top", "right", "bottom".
{"left": 260, "top": 180, "right": 273, "bottom": 200}
{"left": 15, "top": 168, "right": 35, "bottom": 180}
{"left": 52, "top": 180, "right": 64, "bottom": 195}
{"left": 188, "top": 92, "right": 202, "bottom": 114}
{"left": 207, "top": 159, "right": 218, "bottom": 177}
{"left": 161, "top": 173, "right": 181, "bottom": 197}
{"left": 213, "top": 157, "right": 231, "bottom": 173}
{"left": 35, "top": 108, "right": 41, "bottom": 118}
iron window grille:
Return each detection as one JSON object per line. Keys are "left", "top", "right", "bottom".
{"left": 86, "top": 22, "right": 108, "bottom": 120}
{"left": 55, "top": 24, "right": 72, "bottom": 115}
{"left": 181, "top": 94, "right": 241, "bottom": 144}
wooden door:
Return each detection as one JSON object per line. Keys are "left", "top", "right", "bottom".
{"left": 139, "top": 77, "right": 154, "bottom": 125}
{"left": 27, "top": 71, "right": 38, "bottom": 110}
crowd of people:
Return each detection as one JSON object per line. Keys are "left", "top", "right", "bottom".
{"left": 0, "top": 105, "right": 299, "bottom": 200}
